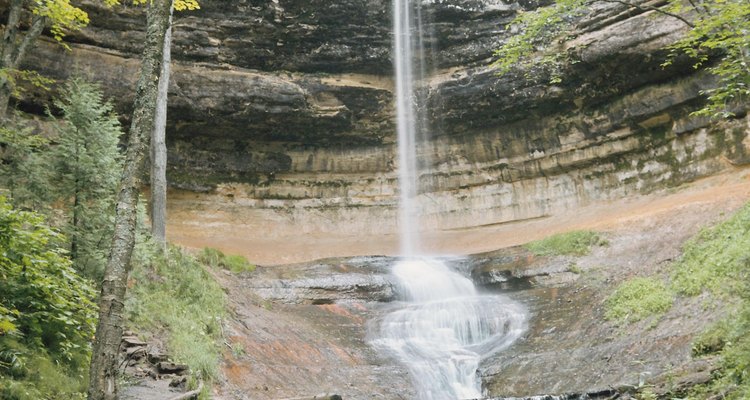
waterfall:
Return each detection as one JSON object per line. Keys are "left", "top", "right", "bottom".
{"left": 378, "top": 258, "right": 528, "bottom": 399}
{"left": 373, "top": 0, "right": 529, "bottom": 399}
{"left": 393, "top": 0, "right": 421, "bottom": 257}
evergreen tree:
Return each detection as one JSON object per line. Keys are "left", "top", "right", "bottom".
{"left": 0, "top": 121, "right": 51, "bottom": 211}
{"left": 51, "top": 79, "right": 123, "bottom": 281}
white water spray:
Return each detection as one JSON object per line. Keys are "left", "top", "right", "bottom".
{"left": 373, "top": 1, "right": 529, "bottom": 398}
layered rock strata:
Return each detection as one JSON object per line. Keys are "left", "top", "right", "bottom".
{"left": 11, "top": 0, "right": 750, "bottom": 241}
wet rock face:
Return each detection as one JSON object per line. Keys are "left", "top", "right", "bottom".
{"left": 215, "top": 256, "right": 415, "bottom": 400}
{"left": 246, "top": 256, "right": 399, "bottom": 304}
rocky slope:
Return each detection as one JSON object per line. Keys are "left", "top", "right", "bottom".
{"left": 9, "top": 0, "right": 748, "bottom": 246}
{"left": 208, "top": 176, "right": 750, "bottom": 399}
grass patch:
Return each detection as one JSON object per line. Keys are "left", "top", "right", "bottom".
{"left": 198, "top": 247, "right": 256, "bottom": 273}
{"left": 671, "top": 203, "right": 750, "bottom": 296}
{"left": 684, "top": 296, "right": 750, "bottom": 400}
{"left": 604, "top": 277, "right": 673, "bottom": 324}
{"left": 125, "top": 236, "right": 227, "bottom": 394}
{"left": 525, "top": 230, "right": 606, "bottom": 256}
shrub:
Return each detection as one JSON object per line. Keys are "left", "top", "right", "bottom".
{"left": 0, "top": 197, "right": 97, "bottom": 364}
{"left": 0, "top": 197, "right": 96, "bottom": 398}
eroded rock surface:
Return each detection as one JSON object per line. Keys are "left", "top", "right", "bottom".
{"left": 8, "top": 0, "right": 748, "bottom": 243}
{"left": 211, "top": 257, "right": 414, "bottom": 400}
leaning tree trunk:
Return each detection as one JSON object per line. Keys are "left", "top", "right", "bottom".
{"left": 87, "top": 0, "right": 172, "bottom": 399}
{"left": 149, "top": 5, "right": 173, "bottom": 245}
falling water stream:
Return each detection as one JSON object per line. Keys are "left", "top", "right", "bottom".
{"left": 372, "top": 0, "right": 529, "bottom": 398}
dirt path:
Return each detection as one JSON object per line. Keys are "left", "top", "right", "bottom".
{"left": 168, "top": 167, "right": 750, "bottom": 265}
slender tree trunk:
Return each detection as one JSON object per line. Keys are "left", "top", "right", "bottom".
{"left": 87, "top": 1, "right": 172, "bottom": 399}
{"left": 0, "top": 0, "right": 24, "bottom": 119}
{"left": 0, "top": 0, "right": 46, "bottom": 119}
{"left": 150, "top": 4, "right": 173, "bottom": 244}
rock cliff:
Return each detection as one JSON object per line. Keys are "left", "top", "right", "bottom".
{"left": 11, "top": 0, "right": 749, "bottom": 240}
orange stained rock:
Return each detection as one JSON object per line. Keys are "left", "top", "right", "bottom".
{"left": 317, "top": 303, "right": 365, "bottom": 324}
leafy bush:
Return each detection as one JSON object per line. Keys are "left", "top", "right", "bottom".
{"left": 604, "top": 277, "right": 673, "bottom": 324}
{"left": 0, "top": 197, "right": 96, "bottom": 398}
{"left": 0, "top": 197, "right": 97, "bottom": 363}
{"left": 198, "top": 247, "right": 255, "bottom": 273}
{"left": 0, "top": 121, "right": 52, "bottom": 212}
{"left": 525, "top": 230, "right": 605, "bottom": 256}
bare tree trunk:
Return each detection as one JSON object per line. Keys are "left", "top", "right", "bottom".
{"left": 0, "top": 0, "right": 25, "bottom": 119}
{"left": 86, "top": 1, "right": 172, "bottom": 399}
{"left": 150, "top": 4, "right": 173, "bottom": 245}
{"left": 0, "top": 0, "right": 46, "bottom": 119}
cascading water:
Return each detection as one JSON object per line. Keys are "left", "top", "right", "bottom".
{"left": 377, "top": 258, "right": 528, "bottom": 399}
{"left": 371, "top": 1, "right": 529, "bottom": 399}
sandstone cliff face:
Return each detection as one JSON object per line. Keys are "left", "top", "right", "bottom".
{"left": 13, "top": 0, "right": 750, "bottom": 234}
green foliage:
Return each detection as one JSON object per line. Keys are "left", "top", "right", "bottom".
{"left": 0, "top": 122, "right": 51, "bottom": 211}
{"left": 605, "top": 277, "right": 673, "bottom": 324}
{"left": 524, "top": 230, "right": 605, "bottom": 256}
{"left": 491, "top": 0, "right": 585, "bottom": 84}
{"left": 662, "top": 0, "right": 750, "bottom": 118}
{"left": 50, "top": 79, "right": 123, "bottom": 280}
{"left": 568, "top": 263, "right": 582, "bottom": 274}
{"left": 126, "top": 235, "right": 227, "bottom": 382}
{"left": 29, "top": 0, "right": 199, "bottom": 43}
{"left": 0, "top": 197, "right": 96, "bottom": 399}
{"left": 685, "top": 269, "right": 750, "bottom": 399}
{"left": 636, "top": 388, "right": 658, "bottom": 400}
{"left": 0, "top": 341, "right": 88, "bottom": 400}
{"left": 492, "top": 0, "right": 750, "bottom": 117}
{"left": 0, "top": 69, "right": 55, "bottom": 98}
{"left": 174, "top": 0, "right": 200, "bottom": 11}
{"left": 692, "top": 318, "right": 731, "bottom": 357}
{"left": 198, "top": 247, "right": 256, "bottom": 274}
{"left": 671, "top": 203, "right": 750, "bottom": 296}
{"left": 33, "top": 0, "right": 91, "bottom": 42}
{"left": 1, "top": 79, "right": 123, "bottom": 281}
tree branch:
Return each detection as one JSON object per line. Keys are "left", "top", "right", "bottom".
{"left": 11, "top": 15, "right": 47, "bottom": 69}
{"left": 598, "top": 0, "right": 695, "bottom": 27}
{"left": 1, "top": 0, "right": 24, "bottom": 68}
